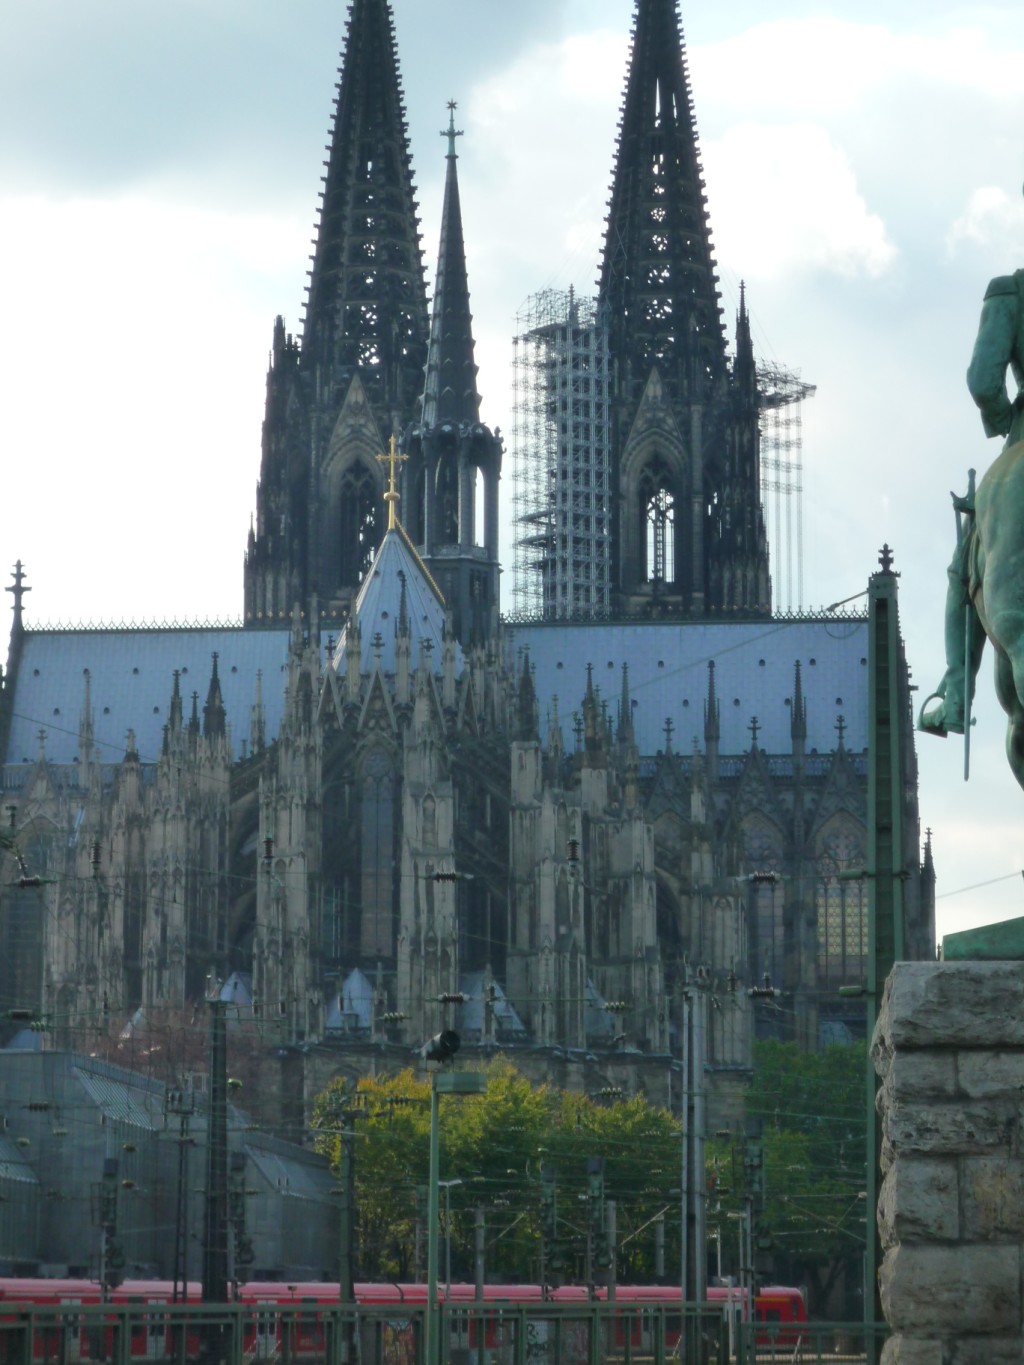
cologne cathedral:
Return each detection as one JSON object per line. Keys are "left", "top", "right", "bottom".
{"left": 0, "top": 0, "right": 933, "bottom": 1124}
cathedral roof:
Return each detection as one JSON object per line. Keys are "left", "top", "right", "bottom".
{"left": 2, "top": 626, "right": 299, "bottom": 769}
{"left": 331, "top": 524, "right": 463, "bottom": 678}
{"left": 508, "top": 618, "right": 869, "bottom": 759}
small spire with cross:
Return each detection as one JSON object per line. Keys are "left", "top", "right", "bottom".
{"left": 442, "top": 100, "right": 464, "bottom": 159}
{"left": 6, "top": 561, "right": 31, "bottom": 631}
{"left": 376, "top": 434, "right": 408, "bottom": 531}
{"left": 749, "top": 716, "right": 760, "bottom": 749}
{"left": 878, "top": 544, "right": 895, "bottom": 575}
{"left": 663, "top": 717, "right": 675, "bottom": 752}
{"left": 835, "top": 714, "right": 846, "bottom": 750}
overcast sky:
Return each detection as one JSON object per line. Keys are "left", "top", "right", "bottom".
{"left": 2, "top": 0, "right": 1024, "bottom": 943}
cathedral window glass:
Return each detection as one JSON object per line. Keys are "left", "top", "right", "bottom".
{"left": 360, "top": 749, "right": 395, "bottom": 958}
{"left": 639, "top": 460, "right": 676, "bottom": 583}
{"left": 743, "top": 821, "right": 784, "bottom": 1002}
{"left": 815, "top": 825, "right": 867, "bottom": 987}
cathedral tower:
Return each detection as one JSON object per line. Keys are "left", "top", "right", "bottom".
{"left": 599, "top": 0, "right": 770, "bottom": 617}
{"left": 244, "top": 0, "right": 429, "bottom": 628}
{"left": 403, "top": 106, "right": 502, "bottom": 644}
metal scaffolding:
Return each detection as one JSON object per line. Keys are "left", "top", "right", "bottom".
{"left": 511, "top": 289, "right": 612, "bottom": 620}
{"left": 757, "top": 363, "right": 815, "bottom": 613}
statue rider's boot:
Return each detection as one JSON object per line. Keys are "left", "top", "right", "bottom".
{"left": 919, "top": 565, "right": 984, "bottom": 738}
{"left": 918, "top": 673, "right": 965, "bottom": 737}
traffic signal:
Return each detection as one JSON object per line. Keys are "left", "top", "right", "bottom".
{"left": 421, "top": 1029, "right": 460, "bottom": 1064}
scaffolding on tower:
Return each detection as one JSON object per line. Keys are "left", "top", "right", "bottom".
{"left": 511, "top": 289, "right": 613, "bottom": 621}
{"left": 757, "top": 362, "right": 815, "bottom": 613}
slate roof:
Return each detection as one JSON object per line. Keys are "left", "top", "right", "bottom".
{"left": 332, "top": 525, "right": 464, "bottom": 678}
{"left": 3, "top": 614, "right": 867, "bottom": 775}
{"left": 507, "top": 618, "right": 870, "bottom": 759}
{"left": 3, "top": 626, "right": 298, "bottom": 767}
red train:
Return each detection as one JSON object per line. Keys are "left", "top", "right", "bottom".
{"left": 0, "top": 1276, "right": 806, "bottom": 1362}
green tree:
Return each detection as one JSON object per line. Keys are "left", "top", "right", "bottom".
{"left": 744, "top": 1040, "right": 867, "bottom": 1314}
{"left": 312, "top": 1062, "right": 682, "bottom": 1285}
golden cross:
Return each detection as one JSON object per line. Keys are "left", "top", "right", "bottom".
{"left": 376, "top": 435, "right": 408, "bottom": 531}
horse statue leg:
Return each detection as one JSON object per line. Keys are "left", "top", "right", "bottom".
{"left": 990, "top": 641, "right": 1024, "bottom": 792}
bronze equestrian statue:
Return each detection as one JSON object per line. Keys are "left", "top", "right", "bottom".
{"left": 919, "top": 257, "right": 1024, "bottom": 787}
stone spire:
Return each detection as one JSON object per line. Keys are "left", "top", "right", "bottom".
{"left": 249, "top": 670, "right": 266, "bottom": 756}
{"left": 302, "top": 0, "right": 428, "bottom": 416}
{"left": 203, "top": 654, "right": 226, "bottom": 740}
{"left": 791, "top": 659, "right": 807, "bottom": 746}
{"left": 704, "top": 659, "right": 720, "bottom": 781}
{"left": 244, "top": 0, "right": 429, "bottom": 625}
{"left": 616, "top": 662, "right": 635, "bottom": 747}
{"left": 79, "top": 668, "right": 94, "bottom": 769}
{"left": 515, "top": 651, "right": 539, "bottom": 742}
{"left": 403, "top": 104, "right": 503, "bottom": 647}
{"left": 599, "top": 0, "right": 725, "bottom": 408}
{"left": 420, "top": 101, "right": 480, "bottom": 429}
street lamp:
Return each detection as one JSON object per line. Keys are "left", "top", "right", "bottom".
{"left": 423, "top": 1033, "right": 485, "bottom": 1365}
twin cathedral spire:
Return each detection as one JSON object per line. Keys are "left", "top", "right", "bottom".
{"left": 243, "top": 0, "right": 770, "bottom": 637}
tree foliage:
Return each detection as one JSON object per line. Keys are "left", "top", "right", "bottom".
{"left": 312, "top": 1061, "right": 680, "bottom": 1284}
{"left": 706, "top": 1040, "right": 867, "bottom": 1315}
{"left": 312, "top": 1043, "right": 870, "bottom": 1309}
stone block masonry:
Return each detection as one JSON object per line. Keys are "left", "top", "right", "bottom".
{"left": 873, "top": 961, "right": 1024, "bottom": 1365}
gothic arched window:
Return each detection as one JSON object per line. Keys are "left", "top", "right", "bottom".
{"left": 360, "top": 748, "right": 395, "bottom": 958}
{"left": 639, "top": 461, "right": 676, "bottom": 584}
{"left": 339, "top": 464, "right": 380, "bottom": 587}
{"left": 815, "top": 824, "right": 867, "bottom": 988}
{"left": 436, "top": 455, "right": 459, "bottom": 545}
{"left": 743, "top": 820, "right": 784, "bottom": 987}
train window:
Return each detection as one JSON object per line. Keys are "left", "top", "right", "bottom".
{"left": 763, "top": 1308, "right": 782, "bottom": 1322}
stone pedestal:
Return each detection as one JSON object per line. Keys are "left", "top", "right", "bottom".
{"left": 872, "top": 961, "right": 1024, "bottom": 1365}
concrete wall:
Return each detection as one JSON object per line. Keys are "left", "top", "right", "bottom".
{"left": 872, "top": 961, "right": 1024, "bottom": 1365}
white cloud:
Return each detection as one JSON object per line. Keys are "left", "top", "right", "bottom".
{"left": 0, "top": 192, "right": 306, "bottom": 622}
{"left": 691, "top": 20, "right": 1024, "bottom": 120}
{"left": 703, "top": 122, "right": 896, "bottom": 282}
{"left": 948, "top": 185, "right": 1024, "bottom": 255}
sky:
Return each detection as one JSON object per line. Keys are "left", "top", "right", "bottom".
{"left": 2, "top": 0, "right": 1024, "bottom": 944}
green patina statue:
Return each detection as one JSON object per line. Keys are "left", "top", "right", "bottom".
{"left": 920, "top": 245, "right": 1024, "bottom": 787}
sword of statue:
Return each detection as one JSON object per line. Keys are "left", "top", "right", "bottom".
{"left": 958, "top": 467, "right": 976, "bottom": 781}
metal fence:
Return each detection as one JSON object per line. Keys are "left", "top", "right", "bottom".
{"left": 0, "top": 1301, "right": 889, "bottom": 1365}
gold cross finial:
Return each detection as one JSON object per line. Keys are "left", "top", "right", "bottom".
{"left": 376, "top": 435, "right": 408, "bottom": 531}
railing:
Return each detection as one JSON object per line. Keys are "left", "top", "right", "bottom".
{"left": 736, "top": 1319, "right": 890, "bottom": 1365}
{"left": 0, "top": 1301, "right": 888, "bottom": 1365}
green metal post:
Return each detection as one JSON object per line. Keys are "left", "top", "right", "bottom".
{"left": 866, "top": 550, "right": 906, "bottom": 1352}
{"left": 426, "top": 1076, "right": 441, "bottom": 1365}
{"left": 202, "top": 999, "right": 230, "bottom": 1305}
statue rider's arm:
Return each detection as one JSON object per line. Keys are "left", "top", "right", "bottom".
{"left": 966, "top": 274, "right": 1019, "bottom": 439}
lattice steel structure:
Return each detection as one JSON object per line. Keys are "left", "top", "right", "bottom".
{"left": 511, "top": 289, "right": 613, "bottom": 620}
{"left": 757, "top": 363, "right": 815, "bottom": 613}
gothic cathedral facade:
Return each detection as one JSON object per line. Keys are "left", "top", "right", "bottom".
{"left": 0, "top": 0, "right": 933, "bottom": 1121}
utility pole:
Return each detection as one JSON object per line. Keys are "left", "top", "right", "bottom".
{"left": 680, "top": 969, "right": 709, "bottom": 1362}
{"left": 165, "top": 1085, "right": 196, "bottom": 1303}
{"left": 202, "top": 998, "right": 229, "bottom": 1305}
{"left": 474, "top": 1207, "right": 485, "bottom": 1300}
{"left": 866, "top": 548, "right": 906, "bottom": 1354}
{"left": 337, "top": 1105, "right": 360, "bottom": 1308}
